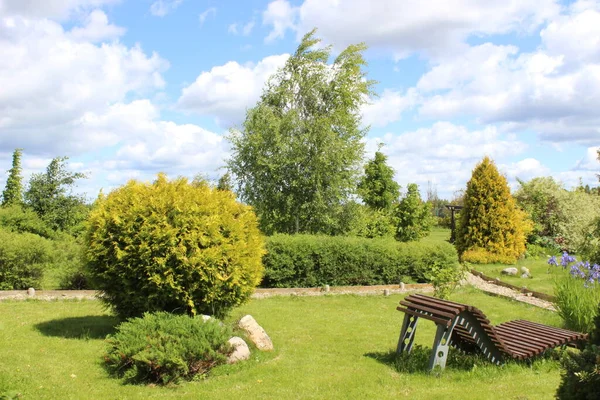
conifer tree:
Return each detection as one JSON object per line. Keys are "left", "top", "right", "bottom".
{"left": 358, "top": 147, "right": 400, "bottom": 212}
{"left": 2, "top": 148, "right": 24, "bottom": 206}
{"left": 394, "top": 183, "right": 433, "bottom": 242}
{"left": 456, "top": 157, "right": 531, "bottom": 263}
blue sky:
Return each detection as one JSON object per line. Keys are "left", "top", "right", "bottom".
{"left": 0, "top": 0, "right": 598, "bottom": 201}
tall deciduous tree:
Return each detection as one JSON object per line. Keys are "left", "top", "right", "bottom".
{"left": 394, "top": 183, "right": 433, "bottom": 242}
{"left": 227, "top": 29, "right": 376, "bottom": 234}
{"left": 2, "top": 148, "right": 24, "bottom": 206}
{"left": 456, "top": 157, "right": 531, "bottom": 264}
{"left": 358, "top": 147, "right": 400, "bottom": 212}
{"left": 24, "top": 156, "right": 88, "bottom": 233}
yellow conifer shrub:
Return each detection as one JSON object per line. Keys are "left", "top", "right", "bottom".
{"left": 456, "top": 157, "right": 532, "bottom": 264}
{"left": 84, "top": 173, "right": 265, "bottom": 319}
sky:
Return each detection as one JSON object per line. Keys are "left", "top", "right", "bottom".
{"left": 0, "top": 0, "right": 599, "bottom": 201}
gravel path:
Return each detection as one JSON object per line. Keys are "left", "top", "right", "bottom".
{"left": 464, "top": 272, "right": 556, "bottom": 311}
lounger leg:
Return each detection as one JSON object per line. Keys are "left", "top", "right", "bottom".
{"left": 428, "top": 319, "right": 458, "bottom": 371}
{"left": 397, "top": 314, "right": 419, "bottom": 355}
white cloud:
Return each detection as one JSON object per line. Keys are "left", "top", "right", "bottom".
{"left": 263, "top": 0, "right": 298, "bottom": 43}
{"left": 176, "top": 54, "right": 290, "bottom": 127}
{"left": 229, "top": 19, "right": 256, "bottom": 36}
{"left": 368, "top": 122, "right": 529, "bottom": 198}
{"left": 574, "top": 146, "right": 600, "bottom": 171}
{"left": 68, "top": 9, "right": 125, "bottom": 42}
{"left": 198, "top": 7, "right": 216, "bottom": 25}
{"left": 361, "top": 89, "right": 417, "bottom": 128}
{"left": 0, "top": 13, "right": 168, "bottom": 155}
{"left": 0, "top": 0, "right": 120, "bottom": 20}
{"left": 262, "top": 0, "right": 559, "bottom": 57}
{"left": 149, "top": 0, "right": 182, "bottom": 17}
{"left": 227, "top": 23, "right": 238, "bottom": 34}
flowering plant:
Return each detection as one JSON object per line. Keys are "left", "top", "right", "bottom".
{"left": 548, "top": 251, "right": 600, "bottom": 286}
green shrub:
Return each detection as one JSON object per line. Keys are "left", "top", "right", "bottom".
{"left": 104, "top": 312, "right": 232, "bottom": 385}
{"left": 0, "top": 205, "right": 55, "bottom": 239}
{"left": 0, "top": 228, "right": 54, "bottom": 290}
{"left": 554, "top": 276, "right": 600, "bottom": 333}
{"left": 51, "top": 235, "right": 92, "bottom": 289}
{"left": 84, "top": 174, "right": 265, "bottom": 319}
{"left": 556, "top": 304, "right": 600, "bottom": 399}
{"left": 262, "top": 234, "right": 459, "bottom": 288}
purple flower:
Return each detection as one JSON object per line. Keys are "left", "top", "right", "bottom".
{"left": 548, "top": 256, "right": 558, "bottom": 266}
{"left": 570, "top": 264, "right": 586, "bottom": 279}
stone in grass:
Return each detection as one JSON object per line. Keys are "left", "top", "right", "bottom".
{"left": 238, "top": 315, "right": 274, "bottom": 351}
{"left": 227, "top": 336, "right": 251, "bottom": 364}
{"left": 501, "top": 267, "right": 518, "bottom": 276}
{"left": 520, "top": 266, "right": 530, "bottom": 275}
{"left": 521, "top": 273, "right": 531, "bottom": 279}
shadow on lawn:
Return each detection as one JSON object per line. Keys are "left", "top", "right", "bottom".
{"left": 35, "top": 315, "right": 119, "bottom": 339}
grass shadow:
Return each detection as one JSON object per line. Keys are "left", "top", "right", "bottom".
{"left": 35, "top": 315, "right": 119, "bottom": 340}
{"left": 365, "top": 345, "right": 496, "bottom": 374}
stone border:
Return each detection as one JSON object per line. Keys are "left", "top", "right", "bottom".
{"left": 0, "top": 283, "right": 434, "bottom": 301}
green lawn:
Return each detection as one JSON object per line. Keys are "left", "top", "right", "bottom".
{"left": 0, "top": 288, "right": 565, "bottom": 400}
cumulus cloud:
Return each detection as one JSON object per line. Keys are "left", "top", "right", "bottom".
{"left": 361, "top": 89, "right": 417, "bottom": 128}
{"left": 367, "top": 122, "right": 529, "bottom": 198}
{"left": 68, "top": 9, "right": 125, "bottom": 42}
{"left": 0, "top": 0, "right": 120, "bottom": 20}
{"left": 149, "top": 0, "right": 182, "bottom": 17}
{"left": 0, "top": 13, "right": 168, "bottom": 155}
{"left": 176, "top": 54, "right": 290, "bottom": 127}
{"left": 262, "top": 0, "right": 559, "bottom": 57}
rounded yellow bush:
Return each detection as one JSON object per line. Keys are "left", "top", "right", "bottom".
{"left": 84, "top": 174, "right": 265, "bottom": 319}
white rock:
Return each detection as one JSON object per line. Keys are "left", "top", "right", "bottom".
{"left": 27, "top": 288, "right": 35, "bottom": 296}
{"left": 238, "top": 315, "right": 274, "bottom": 351}
{"left": 227, "top": 336, "right": 250, "bottom": 364}
{"left": 520, "top": 267, "right": 530, "bottom": 275}
{"left": 520, "top": 273, "right": 530, "bottom": 279}
{"left": 501, "top": 267, "right": 518, "bottom": 276}
{"left": 200, "top": 315, "right": 212, "bottom": 322}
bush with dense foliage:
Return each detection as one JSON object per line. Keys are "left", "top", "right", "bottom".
{"left": 515, "top": 177, "right": 600, "bottom": 253}
{"left": 84, "top": 174, "right": 265, "bottom": 319}
{"left": 0, "top": 228, "right": 54, "bottom": 290}
{"left": 104, "top": 312, "right": 232, "bottom": 385}
{"left": 556, "top": 303, "right": 600, "bottom": 400}
{"left": 0, "top": 204, "right": 55, "bottom": 239}
{"left": 358, "top": 150, "right": 400, "bottom": 212}
{"left": 394, "top": 183, "right": 434, "bottom": 242}
{"left": 261, "top": 234, "right": 459, "bottom": 288}
{"left": 332, "top": 202, "right": 395, "bottom": 238}
{"left": 456, "top": 157, "right": 532, "bottom": 264}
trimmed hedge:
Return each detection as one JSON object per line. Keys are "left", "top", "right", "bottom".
{"left": 262, "top": 234, "right": 459, "bottom": 288}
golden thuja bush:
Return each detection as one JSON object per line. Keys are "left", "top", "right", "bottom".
{"left": 84, "top": 173, "right": 265, "bottom": 319}
{"left": 456, "top": 157, "right": 532, "bottom": 264}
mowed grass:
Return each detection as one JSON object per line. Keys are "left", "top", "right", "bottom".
{"left": 0, "top": 288, "right": 564, "bottom": 400}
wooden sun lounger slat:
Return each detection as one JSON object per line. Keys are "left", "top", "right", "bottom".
{"left": 397, "top": 294, "right": 588, "bottom": 369}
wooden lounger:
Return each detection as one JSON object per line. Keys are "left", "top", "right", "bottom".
{"left": 396, "top": 294, "right": 588, "bottom": 370}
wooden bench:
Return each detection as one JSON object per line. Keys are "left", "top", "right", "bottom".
{"left": 396, "top": 294, "right": 588, "bottom": 370}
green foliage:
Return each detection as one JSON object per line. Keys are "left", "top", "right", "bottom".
{"left": 84, "top": 173, "right": 265, "bottom": 320}
{"left": 428, "top": 262, "right": 466, "bottom": 300}
{"left": 514, "top": 177, "right": 600, "bottom": 253}
{"left": 556, "top": 303, "right": 600, "bottom": 400}
{"left": 0, "top": 204, "right": 55, "bottom": 239}
{"left": 394, "top": 183, "right": 434, "bottom": 242}
{"left": 104, "top": 312, "right": 232, "bottom": 385}
{"left": 395, "top": 345, "right": 493, "bottom": 374}
{"left": 216, "top": 172, "right": 234, "bottom": 192}
{"left": 24, "top": 156, "right": 89, "bottom": 233}
{"left": 0, "top": 227, "right": 54, "bottom": 290}
{"left": 358, "top": 150, "right": 400, "bottom": 212}
{"left": 2, "top": 148, "right": 24, "bottom": 207}
{"left": 554, "top": 276, "right": 600, "bottom": 334}
{"left": 456, "top": 157, "right": 532, "bottom": 264}
{"left": 261, "top": 234, "right": 459, "bottom": 288}
{"left": 332, "top": 201, "right": 395, "bottom": 238}
{"left": 227, "top": 29, "right": 376, "bottom": 235}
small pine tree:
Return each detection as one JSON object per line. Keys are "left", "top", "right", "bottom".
{"left": 2, "top": 148, "right": 24, "bottom": 207}
{"left": 394, "top": 183, "right": 433, "bottom": 242}
{"left": 456, "top": 157, "right": 531, "bottom": 264}
{"left": 217, "top": 172, "right": 234, "bottom": 192}
{"left": 358, "top": 148, "right": 400, "bottom": 212}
